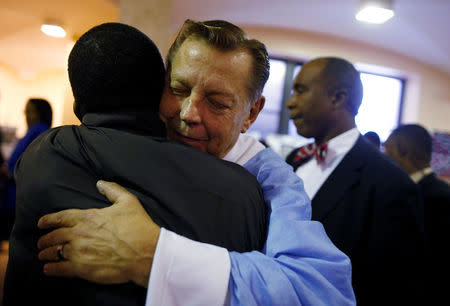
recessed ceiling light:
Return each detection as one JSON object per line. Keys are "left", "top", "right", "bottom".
{"left": 41, "top": 24, "right": 66, "bottom": 38}
{"left": 356, "top": 0, "right": 394, "bottom": 24}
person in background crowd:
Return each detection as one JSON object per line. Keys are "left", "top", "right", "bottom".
{"left": 0, "top": 126, "right": 6, "bottom": 239}
{"left": 286, "top": 57, "right": 426, "bottom": 305}
{"left": 384, "top": 123, "right": 450, "bottom": 305}
{"left": 0, "top": 98, "right": 52, "bottom": 240}
{"left": 363, "top": 131, "right": 380, "bottom": 149}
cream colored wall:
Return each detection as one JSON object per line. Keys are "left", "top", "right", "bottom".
{"left": 61, "top": 84, "right": 79, "bottom": 126}
{"left": 0, "top": 65, "right": 76, "bottom": 140}
{"left": 120, "top": 0, "right": 173, "bottom": 58}
{"left": 243, "top": 26, "right": 450, "bottom": 133}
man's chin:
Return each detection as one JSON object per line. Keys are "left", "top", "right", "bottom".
{"left": 296, "top": 127, "right": 311, "bottom": 139}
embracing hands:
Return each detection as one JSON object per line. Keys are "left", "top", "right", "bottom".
{"left": 37, "top": 180, "right": 161, "bottom": 287}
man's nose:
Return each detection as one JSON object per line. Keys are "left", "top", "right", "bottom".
{"left": 286, "top": 95, "right": 295, "bottom": 110}
{"left": 180, "top": 95, "right": 202, "bottom": 123}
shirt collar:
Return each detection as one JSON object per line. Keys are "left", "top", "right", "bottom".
{"left": 321, "top": 127, "right": 360, "bottom": 166}
{"left": 410, "top": 167, "right": 433, "bottom": 183}
{"left": 223, "top": 134, "right": 265, "bottom": 166}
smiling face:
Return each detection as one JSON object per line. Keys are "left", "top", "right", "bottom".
{"left": 159, "top": 37, "right": 264, "bottom": 158}
{"left": 286, "top": 60, "right": 335, "bottom": 143}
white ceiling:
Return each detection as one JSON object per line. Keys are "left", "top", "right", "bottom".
{"left": 171, "top": 0, "right": 450, "bottom": 74}
{"left": 1, "top": 0, "right": 449, "bottom": 78}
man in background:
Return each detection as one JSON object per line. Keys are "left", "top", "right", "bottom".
{"left": 363, "top": 131, "right": 380, "bottom": 149}
{"left": 286, "top": 57, "right": 426, "bottom": 305}
{"left": 0, "top": 98, "right": 52, "bottom": 240}
{"left": 384, "top": 123, "right": 450, "bottom": 304}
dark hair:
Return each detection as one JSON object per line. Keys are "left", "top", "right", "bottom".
{"left": 68, "top": 22, "right": 165, "bottom": 119}
{"left": 27, "top": 98, "right": 52, "bottom": 126}
{"left": 390, "top": 124, "right": 432, "bottom": 168}
{"left": 364, "top": 131, "right": 381, "bottom": 148}
{"left": 166, "top": 19, "right": 269, "bottom": 104}
{"left": 318, "top": 57, "right": 364, "bottom": 116}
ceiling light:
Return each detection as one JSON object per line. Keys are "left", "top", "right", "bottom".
{"left": 41, "top": 23, "right": 66, "bottom": 38}
{"left": 356, "top": 0, "right": 394, "bottom": 24}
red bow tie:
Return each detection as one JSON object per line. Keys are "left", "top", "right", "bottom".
{"left": 293, "top": 142, "right": 328, "bottom": 163}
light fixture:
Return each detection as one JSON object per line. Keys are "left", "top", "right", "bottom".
{"left": 41, "top": 22, "right": 66, "bottom": 38}
{"left": 356, "top": 0, "right": 395, "bottom": 24}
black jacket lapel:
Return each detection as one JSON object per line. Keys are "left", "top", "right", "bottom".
{"left": 312, "top": 136, "right": 367, "bottom": 221}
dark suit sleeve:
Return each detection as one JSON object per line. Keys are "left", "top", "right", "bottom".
{"left": 420, "top": 175, "right": 450, "bottom": 303}
{"left": 4, "top": 130, "right": 149, "bottom": 306}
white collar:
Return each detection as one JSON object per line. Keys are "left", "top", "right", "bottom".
{"left": 321, "top": 128, "right": 360, "bottom": 166}
{"left": 223, "top": 134, "right": 265, "bottom": 166}
{"left": 295, "top": 128, "right": 360, "bottom": 199}
{"left": 410, "top": 167, "right": 433, "bottom": 183}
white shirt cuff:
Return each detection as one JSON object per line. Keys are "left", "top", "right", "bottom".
{"left": 146, "top": 228, "right": 231, "bottom": 306}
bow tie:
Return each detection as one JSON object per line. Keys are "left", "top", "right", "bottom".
{"left": 293, "top": 142, "right": 328, "bottom": 163}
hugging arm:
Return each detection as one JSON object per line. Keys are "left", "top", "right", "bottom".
{"left": 144, "top": 149, "right": 355, "bottom": 305}
{"left": 39, "top": 151, "right": 355, "bottom": 305}
{"left": 38, "top": 180, "right": 160, "bottom": 287}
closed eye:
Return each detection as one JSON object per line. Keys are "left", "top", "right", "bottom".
{"left": 207, "top": 98, "right": 229, "bottom": 110}
{"left": 170, "top": 86, "right": 189, "bottom": 96}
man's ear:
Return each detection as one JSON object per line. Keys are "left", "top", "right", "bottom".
{"left": 397, "top": 139, "right": 409, "bottom": 157}
{"left": 331, "top": 88, "right": 350, "bottom": 111}
{"left": 241, "top": 96, "right": 265, "bottom": 133}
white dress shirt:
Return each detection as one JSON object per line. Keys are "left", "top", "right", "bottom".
{"left": 410, "top": 167, "right": 433, "bottom": 183}
{"left": 146, "top": 134, "right": 265, "bottom": 306}
{"left": 295, "top": 128, "right": 360, "bottom": 199}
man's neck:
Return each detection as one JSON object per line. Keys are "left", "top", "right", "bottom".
{"left": 316, "top": 121, "right": 356, "bottom": 145}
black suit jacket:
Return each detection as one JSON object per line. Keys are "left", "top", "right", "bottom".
{"left": 419, "top": 173, "right": 450, "bottom": 251}
{"left": 3, "top": 112, "right": 267, "bottom": 306}
{"left": 419, "top": 173, "right": 450, "bottom": 304}
{"left": 288, "top": 136, "right": 426, "bottom": 306}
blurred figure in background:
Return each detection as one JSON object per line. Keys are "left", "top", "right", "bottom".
{"left": 384, "top": 124, "right": 450, "bottom": 304}
{"left": 0, "top": 126, "right": 5, "bottom": 213}
{"left": 363, "top": 131, "right": 381, "bottom": 149}
{"left": 0, "top": 98, "right": 52, "bottom": 240}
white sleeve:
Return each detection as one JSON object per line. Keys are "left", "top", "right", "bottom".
{"left": 146, "top": 228, "right": 231, "bottom": 306}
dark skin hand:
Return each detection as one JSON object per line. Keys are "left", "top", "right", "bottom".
{"left": 37, "top": 180, "right": 161, "bottom": 287}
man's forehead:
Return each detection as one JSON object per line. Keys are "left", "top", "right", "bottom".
{"left": 172, "top": 38, "right": 251, "bottom": 88}
{"left": 293, "top": 60, "right": 327, "bottom": 89}
{"left": 177, "top": 37, "right": 251, "bottom": 62}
